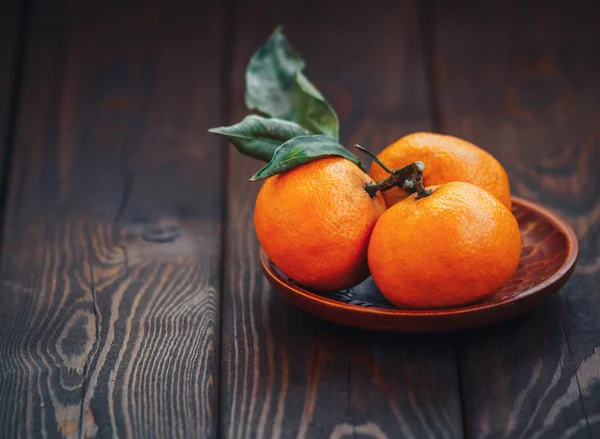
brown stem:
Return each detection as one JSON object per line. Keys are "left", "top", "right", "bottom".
{"left": 355, "top": 145, "right": 432, "bottom": 199}
{"left": 413, "top": 169, "right": 432, "bottom": 199}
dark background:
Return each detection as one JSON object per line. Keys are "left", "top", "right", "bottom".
{"left": 0, "top": 0, "right": 599, "bottom": 438}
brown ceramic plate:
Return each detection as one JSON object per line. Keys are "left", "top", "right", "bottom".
{"left": 260, "top": 197, "right": 578, "bottom": 332}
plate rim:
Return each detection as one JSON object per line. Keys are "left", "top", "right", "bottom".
{"left": 259, "top": 196, "right": 579, "bottom": 318}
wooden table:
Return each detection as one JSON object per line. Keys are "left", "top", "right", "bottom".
{"left": 1, "top": 0, "right": 598, "bottom": 437}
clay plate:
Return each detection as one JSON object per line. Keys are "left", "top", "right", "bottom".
{"left": 260, "top": 197, "right": 578, "bottom": 332}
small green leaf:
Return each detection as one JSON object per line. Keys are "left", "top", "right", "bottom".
{"left": 208, "top": 115, "right": 310, "bottom": 162}
{"left": 245, "top": 27, "right": 340, "bottom": 140}
{"left": 250, "top": 135, "right": 361, "bottom": 181}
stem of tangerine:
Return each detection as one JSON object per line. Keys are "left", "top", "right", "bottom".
{"left": 355, "top": 144, "right": 432, "bottom": 199}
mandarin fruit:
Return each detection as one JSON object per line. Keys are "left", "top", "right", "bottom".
{"left": 369, "top": 132, "right": 512, "bottom": 209}
{"left": 255, "top": 157, "right": 386, "bottom": 291}
{"left": 368, "top": 181, "right": 521, "bottom": 309}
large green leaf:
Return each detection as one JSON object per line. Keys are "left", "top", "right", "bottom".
{"left": 245, "top": 27, "right": 340, "bottom": 139}
{"left": 250, "top": 135, "right": 361, "bottom": 181}
{"left": 208, "top": 115, "right": 310, "bottom": 162}
{"left": 290, "top": 72, "right": 339, "bottom": 139}
{"left": 245, "top": 27, "right": 304, "bottom": 119}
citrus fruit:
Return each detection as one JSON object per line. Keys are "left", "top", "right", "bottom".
{"left": 255, "top": 157, "right": 387, "bottom": 291}
{"left": 368, "top": 181, "right": 521, "bottom": 309}
{"left": 369, "top": 132, "right": 512, "bottom": 209}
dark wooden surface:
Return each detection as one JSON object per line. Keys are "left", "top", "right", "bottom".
{"left": 432, "top": 1, "right": 600, "bottom": 437}
{"left": 0, "top": 0, "right": 598, "bottom": 438}
{"left": 0, "top": 1, "right": 224, "bottom": 437}
{"left": 0, "top": 0, "right": 22, "bottom": 183}
{"left": 221, "top": 1, "right": 462, "bottom": 438}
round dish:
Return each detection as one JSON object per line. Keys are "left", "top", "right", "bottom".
{"left": 259, "top": 197, "right": 578, "bottom": 332}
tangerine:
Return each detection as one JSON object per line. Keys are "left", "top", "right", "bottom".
{"left": 369, "top": 132, "right": 512, "bottom": 209}
{"left": 255, "top": 157, "right": 386, "bottom": 291}
{"left": 368, "top": 181, "right": 521, "bottom": 309}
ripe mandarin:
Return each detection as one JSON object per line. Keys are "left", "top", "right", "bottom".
{"left": 255, "top": 157, "right": 386, "bottom": 291}
{"left": 369, "top": 132, "right": 512, "bottom": 209}
{"left": 368, "top": 181, "right": 521, "bottom": 309}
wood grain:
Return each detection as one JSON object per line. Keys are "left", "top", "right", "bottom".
{"left": 430, "top": 0, "right": 600, "bottom": 436}
{"left": 0, "top": 0, "right": 225, "bottom": 437}
{"left": 221, "top": 0, "right": 463, "bottom": 437}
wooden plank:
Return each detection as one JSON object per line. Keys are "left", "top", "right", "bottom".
{"left": 431, "top": 0, "right": 600, "bottom": 436}
{"left": 221, "top": 0, "right": 464, "bottom": 437}
{"left": 0, "top": 0, "right": 21, "bottom": 179}
{"left": 0, "top": 1, "right": 225, "bottom": 437}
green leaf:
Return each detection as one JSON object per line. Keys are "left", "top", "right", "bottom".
{"left": 291, "top": 71, "right": 339, "bottom": 139}
{"left": 208, "top": 115, "right": 310, "bottom": 162}
{"left": 245, "top": 27, "right": 340, "bottom": 140}
{"left": 245, "top": 27, "right": 305, "bottom": 119}
{"left": 250, "top": 135, "right": 361, "bottom": 181}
